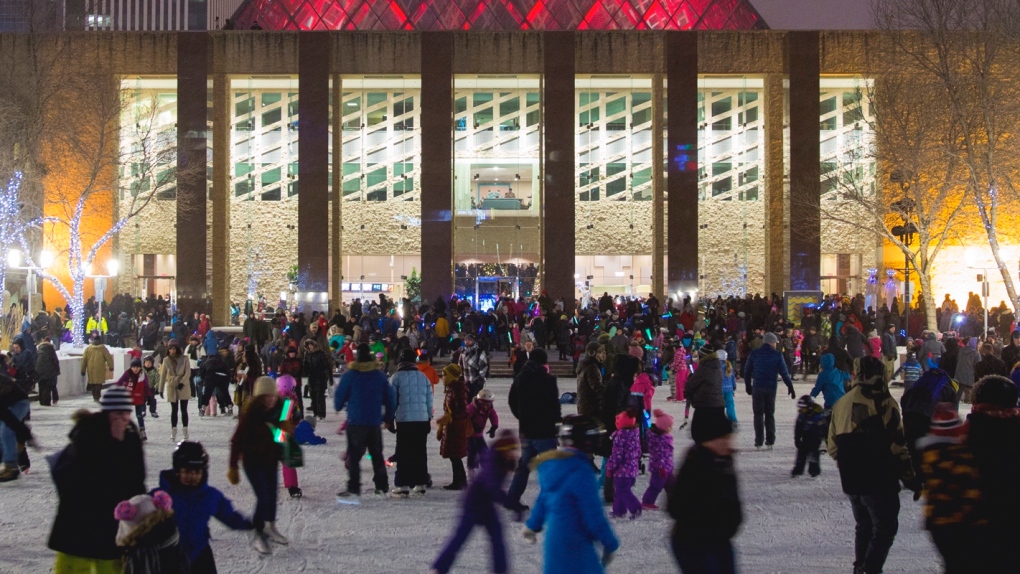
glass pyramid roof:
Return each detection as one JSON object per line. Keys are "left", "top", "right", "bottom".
{"left": 230, "top": 0, "right": 768, "bottom": 30}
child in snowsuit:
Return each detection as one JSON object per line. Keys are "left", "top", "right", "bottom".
{"left": 276, "top": 374, "right": 303, "bottom": 498}
{"left": 719, "top": 351, "right": 738, "bottom": 425}
{"left": 894, "top": 353, "right": 923, "bottom": 390}
{"left": 522, "top": 414, "right": 620, "bottom": 574}
{"left": 143, "top": 356, "right": 160, "bottom": 418}
{"left": 115, "top": 359, "right": 151, "bottom": 441}
{"left": 159, "top": 441, "right": 253, "bottom": 572}
{"left": 792, "top": 395, "right": 826, "bottom": 477}
{"left": 670, "top": 345, "right": 689, "bottom": 402}
{"left": 466, "top": 389, "right": 499, "bottom": 481}
{"left": 642, "top": 409, "right": 675, "bottom": 509}
{"left": 606, "top": 411, "right": 642, "bottom": 519}
{"left": 114, "top": 491, "right": 186, "bottom": 574}
{"left": 431, "top": 431, "right": 518, "bottom": 574}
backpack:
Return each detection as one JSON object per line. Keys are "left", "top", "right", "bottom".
{"left": 900, "top": 368, "right": 959, "bottom": 452}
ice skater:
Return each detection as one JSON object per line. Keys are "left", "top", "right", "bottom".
{"left": 606, "top": 411, "right": 642, "bottom": 519}
{"left": 430, "top": 431, "right": 519, "bottom": 574}
{"left": 642, "top": 409, "right": 675, "bottom": 509}
{"left": 466, "top": 389, "right": 499, "bottom": 481}
{"left": 792, "top": 395, "right": 825, "bottom": 477}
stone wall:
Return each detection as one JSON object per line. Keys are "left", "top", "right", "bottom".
{"left": 575, "top": 201, "right": 653, "bottom": 255}
{"left": 699, "top": 200, "right": 767, "bottom": 297}
{"left": 342, "top": 200, "right": 422, "bottom": 255}
{"left": 229, "top": 199, "right": 297, "bottom": 304}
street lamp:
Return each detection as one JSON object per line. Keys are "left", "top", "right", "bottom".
{"left": 7, "top": 248, "right": 54, "bottom": 317}
{"left": 890, "top": 182, "right": 917, "bottom": 314}
{"left": 86, "top": 259, "right": 120, "bottom": 334}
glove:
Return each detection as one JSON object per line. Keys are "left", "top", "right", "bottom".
{"left": 903, "top": 477, "right": 922, "bottom": 501}
{"left": 487, "top": 425, "right": 498, "bottom": 438}
{"left": 602, "top": 551, "right": 615, "bottom": 567}
{"left": 789, "top": 389, "right": 796, "bottom": 399}
{"left": 386, "top": 420, "right": 396, "bottom": 434}
{"left": 520, "top": 526, "right": 538, "bottom": 544}
{"left": 745, "top": 384, "right": 753, "bottom": 396}
{"left": 226, "top": 466, "right": 240, "bottom": 485}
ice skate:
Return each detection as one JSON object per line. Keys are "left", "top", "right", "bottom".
{"left": 139, "top": 428, "right": 147, "bottom": 441}
{"left": 171, "top": 427, "right": 177, "bottom": 442}
{"left": 288, "top": 487, "right": 302, "bottom": 498}
{"left": 678, "top": 418, "right": 689, "bottom": 430}
{"left": 0, "top": 464, "right": 20, "bottom": 483}
{"left": 198, "top": 408, "right": 205, "bottom": 418}
{"left": 183, "top": 427, "right": 189, "bottom": 440}
{"left": 641, "top": 503, "right": 659, "bottom": 510}
{"left": 150, "top": 411, "right": 158, "bottom": 418}
{"left": 411, "top": 485, "right": 427, "bottom": 497}
{"left": 336, "top": 490, "right": 361, "bottom": 505}
{"left": 390, "top": 487, "right": 410, "bottom": 499}
{"left": 372, "top": 489, "right": 388, "bottom": 497}
{"left": 265, "top": 521, "right": 289, "bottom": 545}
{"left": 252, "top": 531, "right": 272, "bottom": 554}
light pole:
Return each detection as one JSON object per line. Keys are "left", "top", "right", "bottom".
{"left": 86, "top": 259, "right": 120, "bottom": 335}
{"left": 890, "top": 173, "right": 916, "bottom": 314}
{"left": 7, "top": 248, "right": 55, "bottom": 318}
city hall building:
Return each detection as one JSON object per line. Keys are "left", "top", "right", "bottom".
{"left": 5, "top": 0, "right": 893, "bottom": 322}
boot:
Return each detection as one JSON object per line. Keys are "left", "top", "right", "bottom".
{"left": 252, "top": 530, "right": 272, "bottom": 554}
{"left": 171, "top": 427, "right": 177, "bottom": 442}
{"left": 265, "top": 521, "right": 289, "bottom": 545}
{"left": 139, "top": 428, "right": 147, "bottom": 441}
{"left": 0, "top": 463, "right": 20, "bottom": 483}
{"left": 183, "top": 427, "right": 189, "bottom": 440}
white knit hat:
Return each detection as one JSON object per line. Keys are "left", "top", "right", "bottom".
{"left": 114, "top": 491, "right": 174, "bottom": 547}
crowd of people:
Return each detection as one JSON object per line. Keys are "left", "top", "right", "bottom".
{"left": 4, "top": 287, "right": 1020, "bottom": 573}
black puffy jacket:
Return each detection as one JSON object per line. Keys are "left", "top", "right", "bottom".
{"left": 508, "top": 361, "right": 561, "bottom": 440}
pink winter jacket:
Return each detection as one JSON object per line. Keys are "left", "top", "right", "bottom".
{"left": 631, "top": 373, "right": 655, "bottom": 412}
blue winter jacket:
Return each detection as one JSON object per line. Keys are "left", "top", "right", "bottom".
{"left": 294, "top": 420, "right": 327, "bottom": 445}
{"left": 203, "top": 331, "right": 219, "bottom": 357}
{"left": 743, "top": 344, "right": 794, "bottom": 394}
{"left": 334, "top": 361, "right": 396, "bottom": 426}
{"left": 810, "top": 353, "right": 848, "bottom": 409}
{"left": 156, "top": 470, "right": 252, "bottom": 563}
{"left": 721, "top": 371, "right": 736, "bottom": 394}
{"left": 526, "top": 449, "right": 620, "bottom": 574}
{"left": 390, "top": 363, "right": 434, "bottom": 423}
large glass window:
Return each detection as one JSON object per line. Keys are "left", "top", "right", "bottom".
{"left": 230, "top": 77, "right": 299, "bottom": 202}
{"left": 120, "top": 78, "right": 178, "bottom": 201}
{"left": 697, "top": 78, "right": 763, "bottom": 202}
{"left": 820, "top": 78, "right": 876, "bottom": 199}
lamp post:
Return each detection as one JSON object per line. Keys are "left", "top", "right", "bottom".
{"left": 86, "top": 259, "right": 120, "bottom": 335}
{"left": 889, "top": 174, "right": 916, "bottom": 314}
{"left": 7, "top": 248, "right": 55, "bottom": 318}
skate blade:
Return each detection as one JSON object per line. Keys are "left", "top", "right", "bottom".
{"left": 335, "top": 497, "right": 361, "bottom": 506}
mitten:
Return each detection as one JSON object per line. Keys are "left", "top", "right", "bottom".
{"left": 520, "top": 527, "right": 537, "bottom": 543}
{"left": 487, "top": 425, "right": 498, "bottom": 438}
{"left": 226, "top": 466, "right": 240, "bottom": 485}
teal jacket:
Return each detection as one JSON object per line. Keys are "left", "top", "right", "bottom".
{"left": 810, "top": 353, "right": 849, "bottom": 409}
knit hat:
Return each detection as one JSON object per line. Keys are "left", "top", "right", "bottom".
{"left": 529, "top": 348, "right": 548, "bottom": 365}
{"left": 716, "top": 350, "right": 728, "bottom": 362}
{"left": 114, "top": 491, "right": 174, "bottom": 547}
{"left": 928, "top": 404, "right": 965, "bottom": 439}
{"left": 796, "top": 395, "right": 817, "bottom": 410}
{"left": 763, "top": 332, "right": 779, "bottom": 346}
{"left": 491, "top": 429, "right": 519, "bottom": 455}
{"left": 398, "top": 348, "right": 417, "bottom": 363}
{"left": 443, "top": 364, "right": 462, "bottom": 381}
{"left": 652, "top": 408, "right": 674, "bottom": 432}
{"left": 143, "top": 355, "right": 154, "bottom": 365}
{"left": 355, "top": 343, "right": 374, "bottom": 363}
{"left": 585, "top": 342, "right": 601, "bottom": 358}
{"left": 615, "top": 411, "right": 637, "bottom": 430}
{"left": 690, "top": 409, "right": 733, "bottom": 444}
{"left": 100, "top": 385, "right": 134, "bottom": 412}
{"left": 253, "top": 376, "right": 277, "bottom": 398}
{"left": 973, "top": 375, "right": 1019, "bottom": 409}
{"left": 276, "top": 374, "right": 297, "bottom": 396}
{"left": 130, "top": 358, "right": 142, "bottom": 368}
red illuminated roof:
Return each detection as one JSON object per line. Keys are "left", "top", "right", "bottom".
{"left": 230, "top": 0, "right": 768, "bottom": 30}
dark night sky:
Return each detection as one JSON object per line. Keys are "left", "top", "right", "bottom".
{"left": 751, "top": 0, "right": 877, "bottom": 30}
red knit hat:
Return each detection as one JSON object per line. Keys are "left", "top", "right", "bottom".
{"left": 615, "top": 411, "right": 637, "bottom": 430}
{"left": 929, "top": 403, "right": 966, "bottom": 439}
{"left": 652, "top": 408, "right": 674, "bottom": 432}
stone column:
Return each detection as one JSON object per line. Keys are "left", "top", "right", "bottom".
{"left": 666, "top": 32, "right": 698, "bottom": 295}
{"left": 331, "top": 74, "right": 343, "bottom": 311}
{"left": 542, "top": 31, "right": 576, "bottom": 310}
{"left": 211, "top": 72, "right": 231, "bottom": 326}
{"left": 176, "top": 32, "right": 209, "bottom": 316}
{"left": 788, "top": 31, "right": 821, "bottom": 291}
{"left": 298, "top": 32, "right": 331, "bottom": 295}
{"left": 420, "top": 32, "right": 454, "bottom": 303}
{"left": 764, "top": 73, "right": 787, "bottom": 294}
{"left": 651, "top": 73, "right": 665, "bottom": 299}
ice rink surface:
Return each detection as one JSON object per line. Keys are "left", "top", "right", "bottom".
{"left": 0, "top": 374, "right": 944, "bottom": 573}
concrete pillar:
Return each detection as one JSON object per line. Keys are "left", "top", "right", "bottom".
{"left": 788, "top": 31, "right": 821, "bottom": 291}
{"left": 331, "top": 74, "right": 343, "bottom": 311}
{"left": 542, "top": 31, "right": 576, "bottom": 310}
{"left": 211, "top": 72, "right": 231, "bottom": 325}
{"left": 651, "top": 73, "right": 664, "bottom": 299}
{"left": 666, "top": 32, "right": 698, "bottom": 296}
{"left": 420, "top": 32, "right": 454, "bottom": 303}
{"left": 176, "top": 32, "right": 209, "bottom": 316}
{"left": 764, "top": 73, "right": 788, "bottom": 294}
{"left": 298, "top": 32, "right": 330, "bottom": 293}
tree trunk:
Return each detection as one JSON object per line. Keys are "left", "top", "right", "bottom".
{"left": 987, "top": 231, "right": 1020, "bottom": 321}
{"left": 71, "top": 277, "right": 85, "bottom": 347}
{"left": 918, "top": 271, "right": 938, "bottom": 332}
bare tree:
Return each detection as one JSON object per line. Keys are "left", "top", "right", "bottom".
{"left": 875, "top": 0, "right": 1020, "bottom": 320}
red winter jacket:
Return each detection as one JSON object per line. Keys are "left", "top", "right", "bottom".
{"left": 115, "top": 369, "right": 150, "bottom": 406}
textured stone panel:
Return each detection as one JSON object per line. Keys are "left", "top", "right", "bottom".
{"left": 575, "top": 202, "right": 654, "bottom": 256}
{"left": 342, "top": 201, "right": 423, "bottom": 256}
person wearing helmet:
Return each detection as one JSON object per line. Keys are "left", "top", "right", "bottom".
{"left": 158, "top": 441, "right": 253, "bottom": 572}
{"left": 466, "top": 389, "right": 500, "bottom": 481}
{"left": 521, "top": 415, "right": 619, "bottom": 574}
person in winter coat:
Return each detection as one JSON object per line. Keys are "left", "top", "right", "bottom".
{"left": 606, "top": 411, "right": 642, "bottom": 519}
{"left": 598, "top": 332, "right": 617, "bottom": 380}
{"left": 160, "top": 440, "right": 252, "bottom": 572}
{"left": 630, "top": 371, "right": 655, "bottom": 414}
{"left": 974, "top": 342, "right": 1008, "bottom": 381}
{"left": 599, "top": 354, "right": 640, "bottom": 503}
{"left": 274, "top": 375, "right": 304, "bottom": 499}
{"left": 199, "top": 347, "right": 234, "bottom": 417}
{"left": 556, "top": 316, "right": 572, "bottom": 361}
{"left": 466, "top": 388, "right": 499, "bottom": 480}
{"left": 744, "top": 333, "right": 795, "bottom": 449}
{"left": 115, "top": 359, "right": 151, "bottom": 441}
{"left": 792, "top": 395, "right": 826, "bottom": 477}
{"left": 459, "top": 334, "right": 489, "bottom": 398}
{"left": 576, "top": 343, "right": 606, "bottom": 418}
{"left": 963, "top": 376, "right": 1020, "bottom": 573}
{"left": 302, "top": 339, "right": 332, "bottom": 420}
{"left": 390, "top": 348, "right": 433, "bottom": 497}
{"left": 81, "top": 334, "right": 114, "bottom": 402}
{"left": 828, "top": 356, "right": 918, "bottom": 574}
{"left": 35, "top": 335, "right": 60, "bottom": 406}
{"left": 160, "top": 340, "right": 192, "bottom": 442}
{"left": 642, "top": 409, "right": 675, "bottom": 509}
{"left": 522, "top": 414, "right": 619, "bottom": 574}
{"left": 810, "top": 353, "right": 848, "bottom": 410}
{"left": 670, "top": 343, "right": 690, "bottom": 402}
{"left": 227, "top": 376, "right": 289, "bottom": 554}
{"left": 668, "top": 409, "right": 741, "bottom": 574}
{"left": 334, "top": 343, "right": 396, "bottom": 499}
{"left": 893, "top": 353, "right": 923, "bottom": 389}
{"left": 1001, "top": 330, "right": 1020, "bottom": 373}
{"left": 505, "top": 348, "right": 561, "bottom": 516}
{"left": 431, "top": 431, "right": 520, "bottom": 574}
{"left": 719, "top": 351, "right": 738, "bottom": 425}
{"left": 437, "top": 363, "right": 470, "bottom": 490}
{"left": 955, "top": 338, "right": 980, "bottom": 403}
{"left": 48, "top": 386, "right": 146, "bottom": 574}
{"left": 685, "top": 345, "right": 726, "bottom": 435}
{"left": 919, "top": 332, "right": 946, "bottom": 372}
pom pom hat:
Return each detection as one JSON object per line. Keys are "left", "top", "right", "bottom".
{"left": 652, "top": 408, "right": 674, "bottom": 432}
{"left": 114, "top": 491, "right": 174, "bottom": 547}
